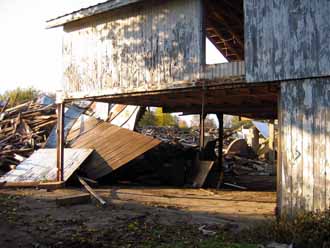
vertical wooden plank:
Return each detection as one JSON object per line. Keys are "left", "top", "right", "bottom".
{"left": 318, "top": 80, "right": 327, "bottom": 210}
{"left": 301, "top": 81, "right": 314, "bottom": 212}
{"left": 280, "top": 82, "right": 293, "bottom": 217}
{"left": 295, "top": 85, "right": 304, "bottom": 213}
{"left": 312, "top": 80, "right": 321, "bottom": 211}
{"left": 277, "top": 87, "right": 283, "bottom": 217}
{"left": 56, "top": 103, "right": 65, "bottom": 182}
{"left": 325, "top": 82, "right": 330, "bottom": 209}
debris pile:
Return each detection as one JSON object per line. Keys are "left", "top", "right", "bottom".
{"left": 0, "top": 100, "right": 57, "bottom": 173}
{"left": 224, "top": 155, "right": 274, "bottom": 177}
{"left": 137, "top": 126, "right": 201, "bottom": 146}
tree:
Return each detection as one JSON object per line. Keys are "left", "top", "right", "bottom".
{"left": 0, "top": 87, "right": 39, "bottom": 107}
{"left": 154, "top": 107, "right": 178, "bottom": 126}
{"left": 190, "top": 115, "right": 200, "bottom": 128}
{"left": 204, "top": 116, "right": 217, "bottom": 129}
{"left": 231, "top": 116, "right": 253, "bottom": 129}
{"left": 178, "top": 119, "right": 188, "bottom": 128}
{"left": 138, "top": 109, "right": 157, "bottom": 126}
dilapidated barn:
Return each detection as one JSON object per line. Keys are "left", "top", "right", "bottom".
{"left": 46, "top": 0, "right": 330, "bottom": 218}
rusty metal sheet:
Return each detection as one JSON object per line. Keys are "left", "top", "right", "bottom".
{"left": 68, "top": 116, "right": 161, "bottom": 180}
{"left": 0, "top": 148, "right": 93, "bottom": 183}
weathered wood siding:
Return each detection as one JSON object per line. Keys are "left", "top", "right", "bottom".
{"left": 203, "top": 61, "right": 245, "bottom": 80}
{"left": 62, "top": 0, "right": 204, "bottom": 94}
{"left": 245, "top": 0, "right": 330, "bottom": 82}
{"left": 280, "top": 78, "right": 330, "bottom": 217}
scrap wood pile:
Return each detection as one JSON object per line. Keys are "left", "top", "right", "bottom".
{"left": 0, "top": 100, "right": 57, "bottom": 173}
{"left": 137, "top": 126, "right": 223, "bottom": 147}
{"left": 137, "top": 126, "right": 200, "bottom": 146}
{"left": 224, "top": 155, "right": 274, "bottom": 177}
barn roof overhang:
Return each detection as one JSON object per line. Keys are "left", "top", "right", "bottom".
{"left": 65, "top": 81, "right": 279, "bottom": 120}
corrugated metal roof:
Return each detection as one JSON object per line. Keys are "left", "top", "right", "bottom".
{"left": 46, "top": 0, "right": 143, "bottom": 28}
{"left": 67, "top": 115, "right": 160, "bottom": 179}
{"left": 0, "top": 148, "right": 93, "bottom": 183}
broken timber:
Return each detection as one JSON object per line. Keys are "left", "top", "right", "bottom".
{"left": 78, "top": 176, "right": 106, "bottom": 206}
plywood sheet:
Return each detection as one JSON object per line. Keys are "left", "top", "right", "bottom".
{"left": 0, "top": 148, "right": 93, "bottom": 183}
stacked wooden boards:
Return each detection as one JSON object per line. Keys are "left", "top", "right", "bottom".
{"left": 67, "top": 116, "right": 161, "bottom": 180}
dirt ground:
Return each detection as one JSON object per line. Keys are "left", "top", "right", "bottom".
{"left": 0, "top": 186, "right": 276, "bottom": 247}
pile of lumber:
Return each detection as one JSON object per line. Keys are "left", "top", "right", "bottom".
{"left": 0, "top": 100, "right": 57, "bottom": 172}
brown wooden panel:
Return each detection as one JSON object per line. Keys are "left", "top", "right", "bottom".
{"left": 69, "top": 116, "right": 160, "bottom": 179}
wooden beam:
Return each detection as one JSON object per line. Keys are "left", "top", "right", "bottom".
{"left": 78, "top": 176, "right": 107, "bottom": 206}
{"left": 56, "top": 103, "right": 64, "bottom": 182}
{"left": 216, "top": 113, "right": 224, "bottom": 189}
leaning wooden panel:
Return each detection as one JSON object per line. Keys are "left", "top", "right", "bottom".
{"left": 62, "top": 0, "right": 204, "bottom": 95}
{"left": 68, "top": 116, "right": 161, "bottom": 179}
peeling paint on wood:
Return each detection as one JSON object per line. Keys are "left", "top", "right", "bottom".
{"left": 245, "top": 0, "right": 330, "bottom": 82}
{"left": 62, "top": 0, "right": 204, "bottom": 94}
{"left": 280, "top": 78, "right": 330, "bottom": 217}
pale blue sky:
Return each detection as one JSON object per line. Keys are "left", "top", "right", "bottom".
{"left": 0, "top": 0, "right": 226, "bottom": 94}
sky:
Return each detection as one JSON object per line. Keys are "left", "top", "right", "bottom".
{"left": 0, "top": 0, "right": 226, "bottom": 94}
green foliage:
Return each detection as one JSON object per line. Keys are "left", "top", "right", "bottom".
{"left": 0, "top": 87, "right": 39, "bottom": 107}
{"left": 138, "top": 109, "right": 157, "bottom": 126}
{"left": 190, "top": 115, "right": 218, "bottom": 129}
{"left": 154, "top": 107, "right": 178, "bottom": 127}
{"left": 138, "top": 108, "right": 178, "bottom": 127}
{"left": 237, "top": 209, "right": 330, "bottom": 248}
{"left": 231, "top": 116, "right": 253, "bottom": 129}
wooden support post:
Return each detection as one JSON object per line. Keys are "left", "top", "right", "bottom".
{"left": 56, "top": 103, "right": 64, "bottom": 182}
{"left": 200, "top": 113, "right": 206, "bottom": 151}
{"left": 251, "top": 127, "right": 260, "bottom": 153}
{"left": 200, "top": 90, "right": 206, "bottom": 155}
{"left": 269, "top": 121, "right": 276, "bottom": 173}
{"left": 216, "top": 113, "right": 224, "bottom": 189}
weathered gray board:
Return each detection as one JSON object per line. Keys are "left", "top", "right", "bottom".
{"left": 245, "top": 0, "right": 330, "bottom": 82}
{"left": 62, "top": 0, "right": 204, "bottom": 95}
{"left": 0, "top": 149, "right": 93, "bottom": 183}
{"left": 279, "top": 78, "right": 330, "bottom": 217}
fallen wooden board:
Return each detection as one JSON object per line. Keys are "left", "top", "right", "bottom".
{"left": 68, "top": 116, "right": 161, "bottom": 179}
{"left": 0, "top": 148, "right": 93, "bottom": 183}
{"left": 78, "top": 176, "right": 106, "bottom": 206}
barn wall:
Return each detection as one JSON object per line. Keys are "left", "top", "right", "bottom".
{"left": 279, "top": 78, "right": 330, "bottom": 217}
{"left": 62, "top": 0, "right": 204, "bottom": 94}
{"left": 245, "top": 0, "right": 330, "bottom": 82}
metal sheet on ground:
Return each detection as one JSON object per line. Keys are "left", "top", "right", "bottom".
{"left": 0, "top": 148, "right": 93, "bottom": 183}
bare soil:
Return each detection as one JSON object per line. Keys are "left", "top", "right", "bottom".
{"left": 0, "top": 186, "right": 276, "bottom": 247}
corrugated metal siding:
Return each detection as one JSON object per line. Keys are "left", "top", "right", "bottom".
{"left": 245, "top": 0, "right": 330, "bottom": 82}
{"left": 62, "top": 0, "right": 204, "bottom": 94}
{"left": 280, "top": 78, "right": 330, "bottom": 217}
